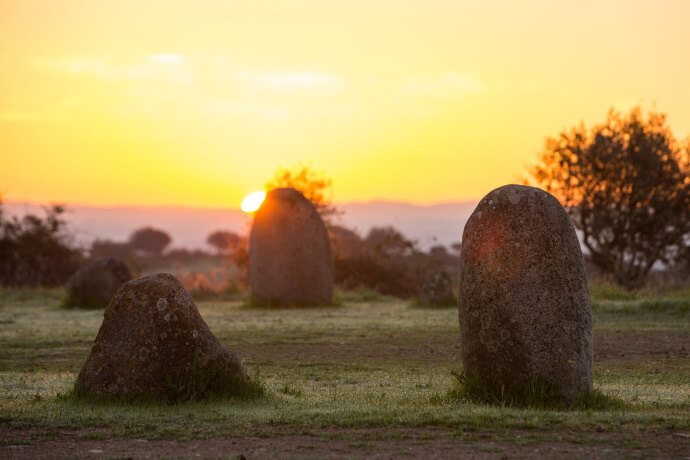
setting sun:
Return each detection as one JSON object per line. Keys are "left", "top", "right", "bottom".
{"left": 2, "top": 0, "right": 689, "bottom": 208}
{"left": 240, "top": 191, "right": 266, "bottom": 213}
{"left": 1, "top": 2, "right": 689, "bottom": 456}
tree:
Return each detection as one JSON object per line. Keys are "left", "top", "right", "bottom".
{"left": 205, "top": 229, "right": 249, "bottom": 284}
{"left": 206, "top": 230, "right": 241, "bottom": 255}
{"left": 265, "top": 163, "right": 340, "bottom": 224}
{"left": 530, "top": 107, "right": 690, "bottom": 289}
{"left": 90, "top": 239, "right": 134, "bottom": 260}
{"left": 128, "top": 227, "right": 171, "bottom": 256}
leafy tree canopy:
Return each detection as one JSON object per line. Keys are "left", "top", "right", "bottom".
{"left": 530, "top": 107, "right": 690, "bottom": 289}
{"left": 128, "top": 227, "right": 172, "bottom": 256}
{"left": 265, "top": 163, "right": 340, "bottom": 223}
{"left": 206, "top": 230, "right": 242, "bottom": 254}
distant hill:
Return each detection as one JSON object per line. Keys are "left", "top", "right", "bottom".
{"left": 3, "top": 200, "right": 478, "bottom": 251}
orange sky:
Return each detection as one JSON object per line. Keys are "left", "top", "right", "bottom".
{"left": 2, "top": 0, "right": 689, "bottom": 208}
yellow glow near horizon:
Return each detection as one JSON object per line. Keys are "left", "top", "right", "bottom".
{"left": 1, "top": 0, "right": 689, "bottom": 208}
{"left": 240, "top": 191, "right": 266, "bottom": 213}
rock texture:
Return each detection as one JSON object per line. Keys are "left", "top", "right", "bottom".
{"left": 249, "top": 187, "right": 333, "bottom": 306}
{"left": 75, "top": 273, "right": 247, "bottom": 401}
{"left": 64, "top": 257, "right": 132, "bottom": 309}
{"left": 458, "top": 184, "right": 592, "bottom": 400}
{"left": 419, "top": 272, "right": 456, "bottom": 306}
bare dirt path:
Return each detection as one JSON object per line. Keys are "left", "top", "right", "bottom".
{"left": 2, "top": 427, "right": 689, "bottom": 459}
{"left": 593, "top": 329, "right": 689, "bottom": 361}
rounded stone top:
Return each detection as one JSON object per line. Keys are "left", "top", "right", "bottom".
{"left": 69, "top": 257, "right": 132, "bottom": 284}
{"left": 64, "top": 257, "right": 133, "bottom": 309}
{"left": 458, "top": 183, "right": 592, "bottom": 401}
{"left": 104, "top": 272, "right": 198, "bottom": 321}
{"left": 253, "top": 188, "right": 317, "bottom": 222}
{"left": 264, "top": 187, "right": 311, "bottom": 204}
{"left": 119, "top": 272, "right": 182, "bottom": 294}
{"left": 462, "top": 184, "right": 577, "bottom": 266}
{"left": 75, "top": 272, "right": 248, "bottom": 401}
{"left": 249, "top": 187, "right": 333, "bottom": 306}
{"left": 474, "top": 184, "right": 564, "bottom": 216}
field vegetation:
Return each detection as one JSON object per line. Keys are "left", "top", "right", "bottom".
{"left": 0, "top": 285, "right": 688, "bottom": 457}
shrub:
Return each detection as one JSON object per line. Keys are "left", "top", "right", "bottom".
{"left": 0, "top": 202, "right": 83, "bottom": 287}
{"left": 331, "top": 225, "right": 459, "bottom": 299}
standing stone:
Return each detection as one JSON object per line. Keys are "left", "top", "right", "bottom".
{"left": 419, "top": 272, "right": 456, "bottom": 306}
{"left": 63, "top": 257, "right": 132, "bottom": 309}
{"left": 458, "top": 185, "right": 592, "bottom": 400}
{"left": 249, "top": 188, "right": 333, "bottom": 306}
{"left": 75, "top": 273, "right": 248, "bottom": 401}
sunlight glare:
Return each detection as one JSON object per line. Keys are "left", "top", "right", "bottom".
{"left": 241, "top": 191, "right": 266, "bottom": 213}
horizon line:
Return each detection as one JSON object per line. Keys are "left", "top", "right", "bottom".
{"left": 2, "top": 197, "right": 481, "bottom": 212}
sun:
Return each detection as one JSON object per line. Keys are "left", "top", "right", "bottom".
{"left": 241, "top": 191, "right": 267, "bottom": 213}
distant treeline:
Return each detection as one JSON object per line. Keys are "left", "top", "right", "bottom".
{"left": 0, "top": 198, "right": 459, "bottom": 299}
{"left": 1, "top": 107, "right": 688, "bottom": 292}
{"left": 91, "top": 224, "right": 460, "bottom": 299}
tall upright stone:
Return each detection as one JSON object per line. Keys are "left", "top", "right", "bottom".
{"left": 419, "top": 271, "right": 456, "bottom": 306}
{"left": 249, "top": 188, "right": 333, "bottom": 306}
{"left": 458, "top": 185, "right": 592, "bottom": 401}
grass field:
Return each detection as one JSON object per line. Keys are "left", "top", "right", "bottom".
{"left": 0, "top": 285, "right": 688, "bottom": 458}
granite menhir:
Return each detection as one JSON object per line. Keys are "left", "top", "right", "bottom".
{"left": 458, "top": 184, "right": 592, "bottom": 401}
{"left": 249, "top": 187, "right": 333, "bottom": 306}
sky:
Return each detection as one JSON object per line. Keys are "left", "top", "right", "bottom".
{"left": 1, "top": 0, "right": 689, "bottom": 208}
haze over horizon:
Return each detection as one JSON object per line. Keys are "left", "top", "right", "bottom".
{"left": 2, "top": 0, "right": 690, "bottom": 209}
{"left": 3, "top": 199, "right": 478, "bottom": 251}
{"left": 4, "top": 196, "right": 479, "bottom": 210}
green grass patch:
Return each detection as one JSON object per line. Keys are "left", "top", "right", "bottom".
{"left": 593, "top": 297, "right": 690, "bottom": 319}
{"left": 0, "top": 286, "right": 688, "bottom": 440}
{"left": 66, "top": 375, "right": 266, "bottom": 405}
{"left": 0, "top": 287, "right": 64, "bottom": 308}
{"left": 590, "top": 280, "right": 690, "bottom": 303}
{"left": 59, "top": 295, "right": 105, "bottom": 310}
{"left": 446, "top": 370, "right": 624, "bottom": 410}
{"left": 589, "top": 281, "right": 645, "bottom": 301}
{"left": 408, "top": 296, "right": 457, "bottom": 309}
{"left": 334, "top": 287, "right": 392, "bottom": 303}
